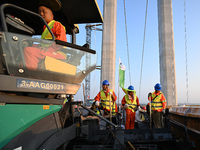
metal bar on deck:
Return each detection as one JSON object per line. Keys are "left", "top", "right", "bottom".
{"left": 80, "top": 104, "right": 117, "bottom": 128}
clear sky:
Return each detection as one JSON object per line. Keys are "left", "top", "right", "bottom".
{"left": 74, "top": 0, "right": 200, "bottom": 105}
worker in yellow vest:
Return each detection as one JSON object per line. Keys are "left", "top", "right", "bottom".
{"left": 94, "top": 80, "right": 118, "bottom": 119}
{"left": 151, "top": 83, "right": 166, "bottom": 128}
{"left": 24, "top": 0, "right": 67, "bottom": 70}
{"left": 121, "top": 85, "right": 140, "bottom": 129}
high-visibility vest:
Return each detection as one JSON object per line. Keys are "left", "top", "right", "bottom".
{"left": 151, "top": 92, "right": 165, "bottom": 111}
{"left": 125, "top": 94, "right": 137, "bottom": 112}
{"left": 41, "top": 20, "right": 66, "bottom": 47}
{"left": 41, "top": 20, "right": 66, "bottom": 39}
{"left": 100, "top": 90, "right": 116, "bottom": 115}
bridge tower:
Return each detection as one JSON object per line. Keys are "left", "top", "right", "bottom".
{"left": 101, "top": 0, "right": 117, "bottom": 90}
{"left": 157, "top": 0, "right": 177, "bottom": 105}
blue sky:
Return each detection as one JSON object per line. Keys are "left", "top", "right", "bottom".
{"left": 74, "top": 0, "right": 200, "bottom": 105}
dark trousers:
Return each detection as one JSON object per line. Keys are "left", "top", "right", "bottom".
{"left": 152, "top": 111, "right": 164, "bottom": 128}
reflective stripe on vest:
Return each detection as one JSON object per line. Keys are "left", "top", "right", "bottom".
{"left": 41, "top": 20, "right": 56, "bottom": 40}
{"left": 100, "top": 90, "right": 116, "bottom": 115}
{"left": 125, "top": 94, "right": 137, "bottom": 112}
{"left": 151, "top": 92, "right": 163, "bottom": 110}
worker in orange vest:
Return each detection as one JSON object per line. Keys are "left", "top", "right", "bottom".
{"left": 24, "top": 0, "right": 67, "bottom": 70}
{"left": 121, "top": 85, "right": 140, "bottom": 129}
{"left": 151, "top": 83, "right": 166, "bottom": 128}
{"left": 95, "top": 80, "right": 118, "bottom": 117}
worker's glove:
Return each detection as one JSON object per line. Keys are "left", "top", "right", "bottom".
{"left": 138, "top": 106, "right": 141, "bottom": 111}
{"left": 133, "top": 107, "right": 138, "bottom": 112}
{"left": 95, "top": 101, "right": 99, "bottom": 106}
{"left": 109, "top": 91, "right": 113, "bottom": 96}
{"left": 124, "top": 104, "right": 129, "bottom": 108}
{"left": 162, "top": 109, "right": 165, "bottom": 114}
{"left": 140, "top": 106, "right": 147, "bottom": 113}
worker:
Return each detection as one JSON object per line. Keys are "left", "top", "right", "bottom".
{"left": 24, "top": 0, "right": 67, "bottom": 70}
{"left": 146, "top": 92, "right": 153, "bottom": 128}
{"left": 88, "top": 101, "right": 100, "bottom": 115}
{"left": 151, "top": 83, "right": 166, "bottom": 128}
{"left": 94, "top": 80, "right": 118, "bottom": 122}
{"left": 146, "top": 92, "right": 152, "bottom": 115}
{"left": 135, "top": 106, "right": 147, "bottom": 129}
{"left": 121, "top": 85, "right": 140, "bottom": 129}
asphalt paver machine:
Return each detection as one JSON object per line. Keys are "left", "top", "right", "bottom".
{"left": 0, "top": 0, "right": 103, "bottom": 149}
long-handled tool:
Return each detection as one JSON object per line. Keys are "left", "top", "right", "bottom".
{"left": 109, "top": 92, "right": 112, "bottom": 123}
{"left": 148, "top": 95, "right": 152, "bottom": 130}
